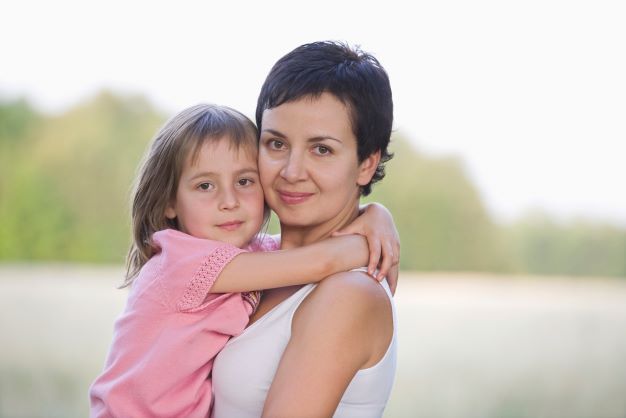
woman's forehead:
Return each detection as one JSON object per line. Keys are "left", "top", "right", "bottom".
{"left": 261, "top": 93, "right": 354, "bottom": 138}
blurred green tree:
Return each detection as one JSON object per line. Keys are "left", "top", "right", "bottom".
{"left": 1, "top": 92, "right": 623, "bottom": 277}
{"left": 366, "top": 135, "right": 512, "bottom": 272}
{"left": 0, "top": 91, "right": 165, "bottom": 262}
{"left": 508, "top": 211, "right": 626, "bottom": 277}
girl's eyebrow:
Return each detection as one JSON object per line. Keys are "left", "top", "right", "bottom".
{"left": 188, "top": 167, "right": 258, "bottom": 181}
{"left": 262, "top": 128, "right": 341, "bottom": 143}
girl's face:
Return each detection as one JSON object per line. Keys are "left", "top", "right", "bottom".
{"left": 258, "top": 92, "right": 379, "bottom": 231}
{"left": 165, "top": 137, "right": 265, "bottom": 248}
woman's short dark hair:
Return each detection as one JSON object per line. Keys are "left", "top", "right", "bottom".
{"left": 256, "top": 41, "right": 393, "bottom": 196}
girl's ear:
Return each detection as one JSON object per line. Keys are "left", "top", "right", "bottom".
{"left": 357, "top": 151, "right": 381, "bottom": 186}
{"left": 164, "top": 203, "right": 176, "bottom": 220}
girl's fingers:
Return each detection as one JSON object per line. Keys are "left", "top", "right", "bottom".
{"left": 368, "top": 238, "right": 381, "bottom": 276}
{"left": 386, "top": 264, "right": 399, "bottom": 295}
{"left": 376, "top": 242, "right": 394, "bottom": 281}
{"left": 392, "top": 243, "right": 400, "bottom": 266}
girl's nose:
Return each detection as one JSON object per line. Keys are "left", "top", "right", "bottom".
{"left": 219, "top": 187, "right": 240, "bottom": 211}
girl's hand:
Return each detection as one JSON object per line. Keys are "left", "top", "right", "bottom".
{"left": 332, "top": 202, "right": 400, "bottom": 294}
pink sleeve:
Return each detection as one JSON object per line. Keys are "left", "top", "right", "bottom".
{"left": 89, "top": 230, "right": 252, "bottom": 417}
{"left": 152, "top": 229, "right": 245, "bottom": 312}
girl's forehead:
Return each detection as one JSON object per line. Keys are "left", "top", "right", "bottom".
{"left": 187, "top": 135, "right": 258, "bottom": 166}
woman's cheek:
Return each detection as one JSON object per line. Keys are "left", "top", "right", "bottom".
{"left": 260, "top": 153, "right": 285, "bottom": 173}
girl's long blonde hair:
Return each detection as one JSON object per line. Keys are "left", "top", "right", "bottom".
{"left": 122, "top": 104, "right": 259, "bottom": 287}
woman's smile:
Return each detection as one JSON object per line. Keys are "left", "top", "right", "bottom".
{"left": 277, "top": 190, "right": 315, "bottom": 205}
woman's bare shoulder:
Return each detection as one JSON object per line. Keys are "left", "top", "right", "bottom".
{"left": 314, "top": 270, "right": 390, "bottom": 306}
{"left": 292, "top": 271, "right": 393, "bottom": 367}
{"left": 295, "top": 271, "right": 391, "bottom": 331}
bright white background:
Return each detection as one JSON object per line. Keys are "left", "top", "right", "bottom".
{"left": 2, "top": 0, "right": 625, "bottom": 225}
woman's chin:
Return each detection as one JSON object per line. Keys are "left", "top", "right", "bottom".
{"left": 272, "top": 209, "right": 317, "bottom": 227}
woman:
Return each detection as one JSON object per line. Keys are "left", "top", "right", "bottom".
{"left": 212, "top": 41, "right": 398, "bottom": 417}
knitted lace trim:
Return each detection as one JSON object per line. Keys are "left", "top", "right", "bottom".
{"left": 178, "top": 245, "right": 244, "bottom": 312}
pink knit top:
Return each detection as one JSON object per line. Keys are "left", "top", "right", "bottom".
{"left": 89, "top": 229, "right": 277, "bottom": 418}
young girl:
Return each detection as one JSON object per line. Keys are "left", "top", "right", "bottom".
{"left": 89, "top": 104, "right": 397, "bottom": 418}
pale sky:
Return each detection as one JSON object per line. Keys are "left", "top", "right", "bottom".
{"left": 2, "top": 0, "right": 625, "bottom": 225}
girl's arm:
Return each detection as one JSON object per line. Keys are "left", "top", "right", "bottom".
{"left": 334, "top": 202, "right": 400, "bottom": 294}
{"left": 209, "top": 234, "right": 370, "bottom": 293}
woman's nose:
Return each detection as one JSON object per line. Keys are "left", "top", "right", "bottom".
{"left": 280, "top": 152, "right": 307, "bottom": 182}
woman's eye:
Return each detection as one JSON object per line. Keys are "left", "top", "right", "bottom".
{"left": 313, "top": 145, "right": 331, "bottom": 155}
{"left": 198, "top": 182, "right": 214, "bottom": 191}
{"left": 268, "top": 139, "right": 285, "bottom": 150}
{"left": 238, "top": 178, "right": 253, "bottom": 186}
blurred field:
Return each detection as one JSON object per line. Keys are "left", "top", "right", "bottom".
{"left": 1, "top": 265, "right": 625, "bottom": 418}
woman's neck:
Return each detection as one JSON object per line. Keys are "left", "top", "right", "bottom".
{"left": 279, "top": 202, "right": 360, "bottom": 249}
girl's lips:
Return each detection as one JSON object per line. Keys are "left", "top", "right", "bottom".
{"left": 217, "top": 221, "right": 243, "bottom": 231}
{"left": 278, "top": 191, "right": 314, "bottom": 205}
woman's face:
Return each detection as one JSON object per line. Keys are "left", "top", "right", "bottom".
{"left": 258, "top": 92, "right": 377, "bottom": 230}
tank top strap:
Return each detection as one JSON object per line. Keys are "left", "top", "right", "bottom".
{"left": 240, "top": 284, "right": 316, "bottom": 338}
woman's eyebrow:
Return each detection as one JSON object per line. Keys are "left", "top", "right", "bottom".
{"left": 307, "top": 135, "right": 341, "bottom": 143}
{"left": 262, "top": 127, "right": 342, "bottom": 145}
{"left": 261, "top": 128, "right": 285, "bottom": 138}
{"left": 262, "top": 128, "right": 341, "bottom": 143}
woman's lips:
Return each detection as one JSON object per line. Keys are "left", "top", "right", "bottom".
{"left": 278, "top": 191, "right": 314, "bottom": 205}
{"left": 217, "top": 221, "right": 243, "bottom": 231}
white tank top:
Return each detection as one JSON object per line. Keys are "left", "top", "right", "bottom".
{"left": 212, "top": 277, "right": 397, "bottom": 418}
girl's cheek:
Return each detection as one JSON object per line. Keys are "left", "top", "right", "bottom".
{"left": 240, "top": 188, "right": 264, "bottom": 204}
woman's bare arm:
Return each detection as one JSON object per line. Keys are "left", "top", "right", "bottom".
{"left": 210, "top": 235, "right": 371, "bottom": 293}
{"left": 261, "top": 272, "right": 393, "bottom": 417}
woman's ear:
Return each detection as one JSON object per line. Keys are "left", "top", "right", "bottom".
{"left": 357, "top": 151, "right": 381, "bottom": 186}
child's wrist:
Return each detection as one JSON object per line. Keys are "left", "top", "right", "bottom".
{"left": 341, "top": 234, "right": 368, "bottom": 270}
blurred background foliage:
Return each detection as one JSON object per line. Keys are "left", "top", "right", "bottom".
{"left": 1, "top": 91, "right": 624, "bottom": 277}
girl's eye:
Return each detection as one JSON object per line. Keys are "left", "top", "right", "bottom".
{"left": 238, "top": 178, "right": 253, "bottom": 187}
{"left": 198, "top": 182, "right": 214, "bottom": 191}
{"left": 313, "top": 145, "right": 331, "bottom": 155}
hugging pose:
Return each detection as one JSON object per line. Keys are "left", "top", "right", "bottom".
{"left": 90, "top": 40, "right": 398, "bottom": 418}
